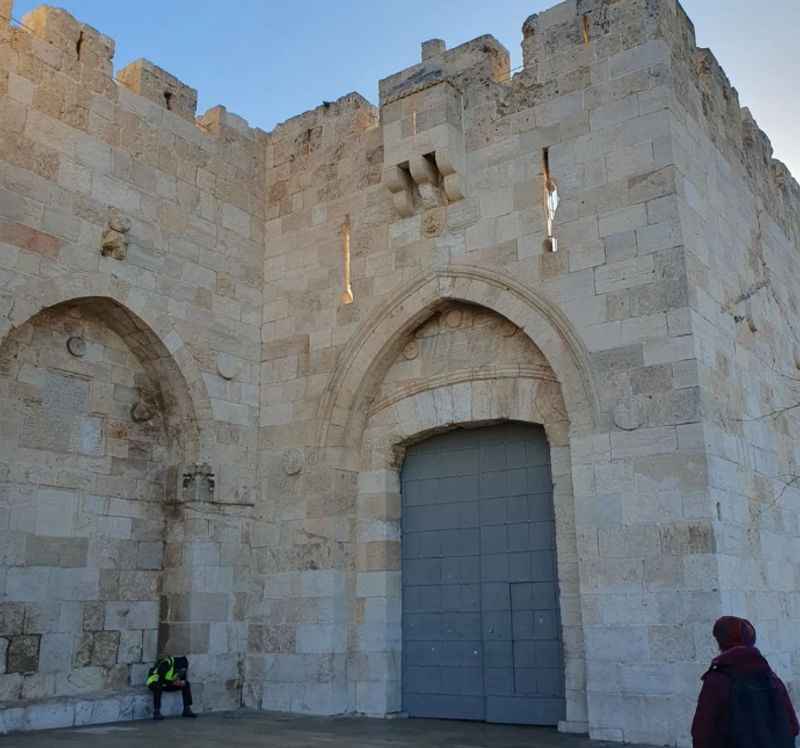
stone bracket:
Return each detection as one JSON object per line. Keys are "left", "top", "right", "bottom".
{"left": 385, "top": 164, "right": 415, "bottom": 218}
{"left": 382, "top": 79, "right": 466, "bottom": 219}
{"left": 435, "top": 149, "right": 464, "bottom": 203}
{"left": 384, "top": 148, "right": 464, "bottom": 218}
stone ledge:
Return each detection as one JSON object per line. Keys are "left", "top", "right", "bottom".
{"left": 0, "top": 687, "right": 188, "bottom": 734}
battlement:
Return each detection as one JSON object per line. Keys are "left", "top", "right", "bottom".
{"left": 116, "top": 59, "right": 198, "bottom": 122}
{"left": 507, "top": 0, "right": 800, "bottom": 245}
{"left": 269, "top": 92, "right": 377, "bottom": 141}
{"left": 379, "top": 34, "right": 509, "bottom": 105}
{"left": 4, "top": 2, "right": 262, "bottom": 141}
{"left": 666, "top": 2, "right": 800, "bottom": 244}
{"left": 1, "top": 0, "right": 798, "bottom": 242}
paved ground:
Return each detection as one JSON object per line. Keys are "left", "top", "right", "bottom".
{"left": 2, "top": 711, "right": 656, "bottom": 748}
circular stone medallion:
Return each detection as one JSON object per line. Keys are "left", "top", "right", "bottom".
{"left": 402, "top": 340, "right": 419, "bottom": 360}
{"left": 131, "top": 400, "right": 156, "bottom": 423}
{"left": 67, "top": 336, "right": 86, "bottom": 358}
{"left": 445, "top": 309, "right": 463, "bottom": 329}
{"left": 217, "top": 352, "right": 242, "bottom": 381}
{"left": 613, "top": 399, "right": 642, "bottom": 431}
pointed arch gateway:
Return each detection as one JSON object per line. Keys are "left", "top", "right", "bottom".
{"left": 316, "top": 264, "right": 599, "bottom": 459}
{"left": 314, "top": 264, "right": 598, "bottom": 729}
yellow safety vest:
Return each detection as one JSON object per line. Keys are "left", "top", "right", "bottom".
{"left": 146, "top": 656, "right": 176, "bottom": 687}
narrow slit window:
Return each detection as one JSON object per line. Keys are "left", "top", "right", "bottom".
{"left": 341, "top": 215, "right": 354, "bottom": 305}
{"left": 164, "top": 91, "right": 173, "bottom": 111}
{"left": 543, "top": 147, "right": 559, "bottom": 253}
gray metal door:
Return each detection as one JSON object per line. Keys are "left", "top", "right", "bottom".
{"left": 401, "top": 423, "right": 565, "bottom": 725}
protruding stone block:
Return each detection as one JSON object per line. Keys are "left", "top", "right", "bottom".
{"left": 116, "top": 59, "right": 198, "bottom": 121}
{"left": 421, "top": 38, "right": 446, "bottom": 61}
{"left": 17, "top": 7, "right": 115, "bottom": 80}
{"left": 21, "top": 6, "right": 81, "bottom": 48}
{"left": 198, "top": 105, "right": 254, "bottom": 138}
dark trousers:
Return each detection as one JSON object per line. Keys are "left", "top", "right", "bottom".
{"left": 150, "top": 681, "right": 192, "bottom": 713}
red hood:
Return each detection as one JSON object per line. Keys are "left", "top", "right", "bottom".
{"left": 711, "top": 645, "right": 771, "bottom": 673}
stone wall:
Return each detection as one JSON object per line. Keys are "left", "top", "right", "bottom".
{"left": 0, "top": 300, "right": 167, "bottom": 704}
{"left": 0, "top": 0, "right": 798, "bottom": 745}
{"left": 0, "top": 0, "right": 263, "bottom": 730}
{"left": 667, "top": 0, "right": 800, "bottom": 716}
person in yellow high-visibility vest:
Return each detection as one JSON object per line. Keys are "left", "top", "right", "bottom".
{"left": 146, "top": 655, "right": 197, "bottom": 720}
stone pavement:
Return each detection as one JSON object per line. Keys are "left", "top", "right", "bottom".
{"left": 1, "top": 712, "right": 657, "bottom": 748}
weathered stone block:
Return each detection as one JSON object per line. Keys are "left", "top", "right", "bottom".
{"left": 0, "top": 603, "right": 25, "bottom": 637}
{"left": 91, "top": 631, "right": 120, "bottom": 668}
{"left": 116, "top": 59, "right": 197, "bottom": 122}
{"left": 82, "top": 602, "right": 105, "bottom": 632}
{"left": 7, "top": 635, "right": 40, "bottom": 673}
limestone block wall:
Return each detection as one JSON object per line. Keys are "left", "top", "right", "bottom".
{"left": 248, "top": 91, "right": 383, "bottom": 715}
{"left": 0, "top": 2, "right": 265, "bottom": 727}
{"left": 665, "top": 0, "right": 800, "bottom": 712}
{"left": 0, "top": 0, "right": 798, "bottom": 744}
{"left": 247, "top": 1, "right": 727, "bottom": 744}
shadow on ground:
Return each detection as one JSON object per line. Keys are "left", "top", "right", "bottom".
{"left": 1, "top": 711, "right": 660, "bottom": 747}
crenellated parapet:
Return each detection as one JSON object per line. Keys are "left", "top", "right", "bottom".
{"left": 665, "top": 3, "right": 800, "bottom": 245}
{"left": 379, "top": 34, "right": 509, "bottom": 105}
{"left": 4, "top": 1, "right": 262, "bottom": 146}
{"left": 510, "top": 0, "right": 800, "bottom": 248}
{"left": 116, "top": 59, "right": 197, "bottom": 123}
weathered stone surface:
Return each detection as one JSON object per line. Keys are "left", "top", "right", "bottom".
{"left": 7, "top": 636, "right": 40, "bottom": 673}
{"left": 91, "top": 632, "right": 120, "bottom": 668}
{"left": 0, "top": 0, "right": 798, "bottom": 744}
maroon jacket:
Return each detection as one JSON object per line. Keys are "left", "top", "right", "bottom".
{"left": 691, "top": 645, "right": 799, "bottom": 748}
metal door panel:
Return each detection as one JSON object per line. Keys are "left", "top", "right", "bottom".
{"left": 402, "top": 423, "right": 565, "bottom": 725}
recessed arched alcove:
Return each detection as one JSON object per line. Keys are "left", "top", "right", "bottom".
{"left": 0, "top": 296, "right": 198, "bottom": 707}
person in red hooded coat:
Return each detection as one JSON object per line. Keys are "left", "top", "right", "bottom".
{"left": 691, "top": 616, "right": 799, "bottom": 748}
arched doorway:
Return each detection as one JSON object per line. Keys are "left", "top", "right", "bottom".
{"left": 401, "top": 423, "right": 565, "bottom": 725}
{"left": 310, "top": 266, "right": 596, "bottom": 727}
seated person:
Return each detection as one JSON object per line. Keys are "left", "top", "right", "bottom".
{"left": 146, "top": 655, "right": 197, "bottom": 720}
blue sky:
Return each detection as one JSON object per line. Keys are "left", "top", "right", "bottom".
{"left": 9, "top": 0, "right": 800, "bottom": 177}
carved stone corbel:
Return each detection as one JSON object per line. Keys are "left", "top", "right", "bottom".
{"left": 409, "top": 155, "right": 441, "bottom": 210}
{"left": 384, "top": 165, "right": 415, "bottom": 218}
{"left": 101, "top": 213, "right": 132, "bottom": 261}
{"left": 435, "top": 149, "right": 465, "bottom": 203}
